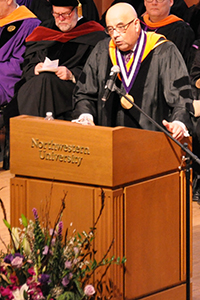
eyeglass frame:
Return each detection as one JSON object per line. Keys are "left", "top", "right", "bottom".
{"left": 52, "top": 6, "right": 76, "bottom": 19}
{"left": 105, "top": 18, "right": 136, "bottom": 35}
{"left": 145, "top": 0, "right": 165, "bottom": 3}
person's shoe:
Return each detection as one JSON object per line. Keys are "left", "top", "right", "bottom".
{"left": 2, "top": 128, "right": 9, "bottom": 170}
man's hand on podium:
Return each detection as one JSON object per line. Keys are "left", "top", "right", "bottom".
{"left": 72, "top": 113, "right": 95, "bottom": 126}
{"left": 162, "top": 119, "right": 189, "bottom": 141}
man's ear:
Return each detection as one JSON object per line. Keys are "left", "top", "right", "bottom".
{"left": 7, "top": 0, "right": 14, "bottom": 6}
{"left": 135, "top": 18, "right": 141, "bottom": 33}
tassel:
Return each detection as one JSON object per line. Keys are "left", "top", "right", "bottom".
{"left": 77, "top": 0, "right": 82, "bottom": 18}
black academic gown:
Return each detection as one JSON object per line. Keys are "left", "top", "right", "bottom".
{"left": 11, "top": 18, "right": 106, "bottom": 120}
{"left": 140, "top": 16, "right": 195, "bottom": 65}
{"left": 185, "top": 4, "right": 200, "bottom": 40}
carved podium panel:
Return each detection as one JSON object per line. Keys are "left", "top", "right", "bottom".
{"left": 10, "top": 116, "right": 192, "bottom": 300}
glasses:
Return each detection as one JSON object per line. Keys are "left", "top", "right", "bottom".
{"left": 105, "top": 19, "right": 135, "bottom": 35}
{"left": 145, "top": 0, "right": 165, "bottom": 2}
{"left": 52, "top": 7, "right": 75, "bottom": 19}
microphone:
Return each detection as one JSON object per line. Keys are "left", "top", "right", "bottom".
{"left": 102, "top": 65, "right": 120, "bottom": 101}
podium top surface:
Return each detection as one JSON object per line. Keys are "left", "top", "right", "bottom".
{"left": 10, "top": 115, "right": 191, "bottom": 187}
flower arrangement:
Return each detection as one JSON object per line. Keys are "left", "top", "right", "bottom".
{"left": 0, "top": 190, "right": 126, "bottom": 300}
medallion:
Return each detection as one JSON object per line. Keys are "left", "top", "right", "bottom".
{"left": 120, "top": 94, "right": 134, "bottom": 109}
{"left": 7, "top": 25, "right": 16, "bottom": 32}
{"left": 196, "top": 78, "right": 200, "bottom": 89}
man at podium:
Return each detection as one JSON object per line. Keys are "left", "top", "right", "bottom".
{"left": 72, "top": 3, "right": 193, "bottom": 142}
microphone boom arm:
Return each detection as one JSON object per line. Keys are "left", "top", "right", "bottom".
{"left": 114, "top": 85, "right": 200, "bottom": 165}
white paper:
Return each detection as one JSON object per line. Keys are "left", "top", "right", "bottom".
{"left": 38, "top": 57, "right": 59, "bottom": 73}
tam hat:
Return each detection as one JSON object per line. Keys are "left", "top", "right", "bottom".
{"left": 50, "top": 0, "right": 79, "bottom": 7}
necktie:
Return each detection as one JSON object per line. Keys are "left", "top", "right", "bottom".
{"left": 124, "top": 50, "right": 133, "bottom": 64}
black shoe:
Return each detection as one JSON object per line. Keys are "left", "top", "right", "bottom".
{"left": 2, "top": 128, "right": 9, "bottom": 170}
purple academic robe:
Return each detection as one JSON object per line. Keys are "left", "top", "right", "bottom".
{"left": 16, "top": 0, "right": 33, "bottom": 8}
{"left": 0, "top": 7, "right": 40, "bottom": 106}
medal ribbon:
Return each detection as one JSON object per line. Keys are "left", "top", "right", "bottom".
{"left": 116, "top": 29, "right": 147, "bottom": 94}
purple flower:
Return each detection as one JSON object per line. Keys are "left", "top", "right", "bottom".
{"left": 38, "top": 273, "right": 51, "bottom": 285}
{"left": 58, "top": 221, "right": 63, "bottom": 236}
{"left": 84, "top": 285, "right": 95, "bottom": 296}
{"left": 11, "top": 256, "right": 23, "bottom": 268}
{"left": 65, "top": 261, "right": 72, "bottom": 269}
{"left": 14, "top": 253, "right": 24, "bottom": 259}
{"left": 62, "top": 275, "right": 69, "bottom": 287}
{"left": 32, "top": 208, "right": 39, "bottom": 220}
{"left": 4, "top": 253, "right": 14, "bottom": 263}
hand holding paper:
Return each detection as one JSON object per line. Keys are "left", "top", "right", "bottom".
{"left": 37, "top": 57, "right": 59, "bottom": 73}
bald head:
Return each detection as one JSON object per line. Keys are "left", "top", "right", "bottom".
{"left": 105, "top": 3, "right": 140, "bottom": 52}
{"left": 106, "top": 3, "right": 138, "bottom": 24}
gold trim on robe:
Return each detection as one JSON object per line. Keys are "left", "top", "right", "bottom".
{"left": 0, "top": 6, "right": 38, "bottom": 27}
{"left": 109, "top": 31, "right": 167, "bottom": 77}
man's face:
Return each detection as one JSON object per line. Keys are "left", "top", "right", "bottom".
{"left": 106, "top": 14, "right": 140, "bottom": 52}
{"left": 144, "top": 0, "right": 173, "bottom": 22}
{"left": 52, "top": 5, "right": 78, "bottom": 32}
{"left": 0, "top": 0, "right": 12, "bottom": 19}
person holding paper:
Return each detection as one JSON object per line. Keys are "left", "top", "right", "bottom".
{"left": 5, "top": 0, "right": 106, "bottom": 121}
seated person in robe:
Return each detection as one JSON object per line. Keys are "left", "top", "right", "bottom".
{"left": 139, "top": 0, "right": 194, "bottom": 64}
{"left": 100, "top": 0, "right": 189, "bottom": 28}
{"left": 5, "top": 0, "right": 106, "bottom": 121}
{"left": 0, "top": 0, "right": 40, "bottom": 108}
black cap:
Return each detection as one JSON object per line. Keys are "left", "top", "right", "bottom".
{"left": 50, "top": 0, "right": 79, "bottom": 6}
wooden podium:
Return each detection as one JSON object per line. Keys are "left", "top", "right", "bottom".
{"left": 9, "top": 115, "right": 192, "bottom": 300}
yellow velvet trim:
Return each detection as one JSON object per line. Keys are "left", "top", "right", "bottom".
{"left": 0, "top": 6, "right": 37, "bottom": 27}
{"left": 109, "top": 31, "right": 167, "bottom": 73}
{"left": 143, "top": 13, "right": 182, "bottom": 28}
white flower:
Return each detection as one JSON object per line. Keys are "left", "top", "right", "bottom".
{"left": 23, "top": 237, "right": 31, "bottom": 256}
{"left": 12, "top": 227, "right": 20, "bottom": 249}
{"left": 12, "top": 283, "right": 28, "bottom": 300}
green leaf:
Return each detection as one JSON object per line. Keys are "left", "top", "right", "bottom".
{"left": 3, "top": 219, "right": 11, "bottom": 230}
{"left": 57, "top": 289, "right": 83, "bottom": 300}
{"left": 110, "top": 255, "right": 115, "bottom": 261}
{"left": 57, "top": 291, "right": 75, "bottom": 300}
{"left": 21, "top": 214, "right": 28, "bottom": 227}
{"left": 23, "top": 290, "right": 28, "bottom": 300}
{"left": 121, "top": 257, "right": 127, "bottom": 264}
{"left": 116, "top": 257, "right": 121, "bottom": 264}
{"left": 73, "top": 279, "right": 84, "bottom": 297}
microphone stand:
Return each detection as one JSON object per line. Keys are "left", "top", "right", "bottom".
{"left": 114, "top": 87, "right": 200, "bottom": 300}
